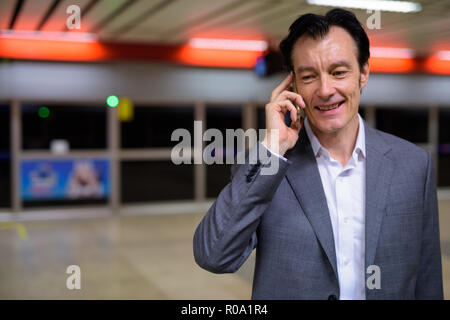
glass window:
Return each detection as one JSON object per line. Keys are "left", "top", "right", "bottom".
{"left": 438, "top": 155, "right": 450, "bottom": 187}
{"left": 205, "top": 106, "right": 242, "bottom": 198}
{"left": 0, "top": 104, "right": 10, "bottom": 207}
{"left": 257, "top": 107, "right": 266, "bottom": 130}
{"left": 0, "top": 104, "right": 9, "bottom": 151}
{"left": 121, "top": 160, "right": 194, "bottom": 203}
{"left": 438, "top": 109, "right": 450, "bottom": 187}
{"left": 376, "top": 108, "right": 428, "bottom": 143}
{"left": 439, "top": 109, "right": 450, "bottom": 143}
{"left": 22, "top": 104, "right": 106, "bottom": 150}
{"left": 206, "top": 164, "right": 232, "bottom": 198}
{"left": 206, "top": 106, "right": 242, "bottom": 131}
{"left": 0, "top": 160, "right": 11, "bottom": 208}
{"left": 121, "top": 106, "right": 194, "bottom": 148}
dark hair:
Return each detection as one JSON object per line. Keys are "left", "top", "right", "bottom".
{"left": 279, "top": 8, "right": 370, "bottom": 71}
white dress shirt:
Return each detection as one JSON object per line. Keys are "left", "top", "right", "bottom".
{"left": 304, "top": 114, "right": 366, "bottom": 300}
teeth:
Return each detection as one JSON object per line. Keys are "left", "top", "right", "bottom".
{"left": 317, "top": 102, "right": 340, "bottom": 111}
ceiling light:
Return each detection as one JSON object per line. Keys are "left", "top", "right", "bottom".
{"left": 307, "top": 0, "right": 422, "bottom": 13}
{"left": 0, "top": 30, "right": 97, "bottom": 42}
{"left": 188, "top": 38, "right": 268, "bottom": 52}
{"left": 436, "top": 51, "right": 450, "bottom": 61}
{"left": 370, "top": 47, "right": 414, "bottom": 59}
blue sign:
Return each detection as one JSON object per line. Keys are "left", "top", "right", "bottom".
{"left": 21, "top": 158, "right": 110, "bottom": 201}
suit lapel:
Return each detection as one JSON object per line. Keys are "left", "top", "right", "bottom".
{"left": 285, "top": 129, "right": 338, "bottom": 279}
{"left": 364, "top": 124, "right": 394, "bottom": 270}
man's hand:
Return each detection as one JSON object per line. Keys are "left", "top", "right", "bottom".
{"left": 262, "top": 73, "right": 306, "bottom": 156}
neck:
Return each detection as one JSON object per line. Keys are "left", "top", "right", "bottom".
{"left": 310, "top": 114, "right": 360, "bottom": 166}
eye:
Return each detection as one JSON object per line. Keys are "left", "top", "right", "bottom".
{"left": 333, "top": 70, "right": 347, "bottom": 77}
{"left": 301, "top": 75, "right": 314, "bottom": 82}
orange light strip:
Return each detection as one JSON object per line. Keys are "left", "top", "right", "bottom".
{"left": 1, "top": 37, "right": 450, "bottom": 74}
{"left": 0, "top": 37, "right": 262, "bottom": 68}
{"left": 369, "top": 56, "right": 415, "bottom": 73}
{"left": 175, "top": 46, "right": 261, "bottom": 68}
{"left": 423, "top": 51, "right": 450, "bottom": 75}
{"left": 0, "top": 38, "right": 109, "bottom": 61}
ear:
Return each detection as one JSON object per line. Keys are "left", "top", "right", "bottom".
{"left": 359, "top": 62, "right": 370, "bottom": 89}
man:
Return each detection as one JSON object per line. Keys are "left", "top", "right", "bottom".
{"left": 193, "top": 8, "right": 443, "bottom": 299}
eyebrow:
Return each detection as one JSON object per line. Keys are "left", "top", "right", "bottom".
{"left": 329, "top": 60, "right": 352, "bottom": 70}
{"left": 296, "top": 60, "right": 352, "bottom": 74}
{"left": 296, "top": 66, "right": 315, "bottom": 74}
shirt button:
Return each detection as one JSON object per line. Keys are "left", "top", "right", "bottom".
{"left": 343, "top": 217, "right": 349, "bottom": 224}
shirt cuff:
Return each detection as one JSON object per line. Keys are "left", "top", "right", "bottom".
{"left": 261, "top": 143, "right": 288, "bottom": 162}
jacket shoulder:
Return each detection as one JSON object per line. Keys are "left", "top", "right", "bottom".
{"left": 373, "top": 128, "right": 430, "bottom": 162}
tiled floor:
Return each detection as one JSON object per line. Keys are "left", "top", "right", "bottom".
{"left": 0, "top": 201, "right": 449, "bottom": 300}
{"left": 0, "top": 211, "right": 254, "bottom": 299}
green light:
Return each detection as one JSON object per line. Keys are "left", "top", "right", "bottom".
{"left": 38, "top": 106, "right": 50, "bottom": 119}
{"left": 106, "top": 95, "right": 119, "bottom": 108}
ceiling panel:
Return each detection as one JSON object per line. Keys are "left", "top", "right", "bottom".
{"left": 120, "top": 0, "right": 248, "bottom": 42}
{"left": 13, "top": 0, "right": 54, "bottom": 30}
{"left": 0, "top": 0, "right": 16, "bottom": 30}
{"left": 365, "top": 9, "right": 450, "bottom": 51}
{"left": 219, "top": 0, "right": 306, "bottom": 35}
{"left": 180, "top": 1, "right": 266, "bottom": 34}
{"left": 223, "top": 3, "right": 325, "bottom": 40}
{"left": 81, "top": 0, "right": 128, "bottom": 32}
{"left": 39, "top": 0, "right": 92, "bottom": 32}
{"left": 1, "top": 0, "right": 449, "bottom": 56}
{"left": 98, "top": 0, "right": 161, "bottom": 36}
{"left": 140, "top": 0, "right": 268, "bottom": 43}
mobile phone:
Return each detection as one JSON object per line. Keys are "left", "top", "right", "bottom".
{"left": 292, "top": 73, "right": 306, "bottom": 126}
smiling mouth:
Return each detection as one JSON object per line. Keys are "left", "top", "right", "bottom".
{"left": 314, "top": 100, "right": 345, "bottom": 111}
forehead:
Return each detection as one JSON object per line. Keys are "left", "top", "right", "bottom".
{"left": 292, "top": 26, "right": 358, "bottom": 67}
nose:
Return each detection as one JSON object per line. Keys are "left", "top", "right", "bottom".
{"left": 317, "top": 75, "right": 336, "bottom": 100}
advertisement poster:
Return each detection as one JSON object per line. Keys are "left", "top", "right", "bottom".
{"left": 21, "top": 159, "right": 110, "bottom": 201}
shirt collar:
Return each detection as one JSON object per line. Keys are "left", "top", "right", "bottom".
{"left": 304, "top": 113, "right": 366, "bottom": 160}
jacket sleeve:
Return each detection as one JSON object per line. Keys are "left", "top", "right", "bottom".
{"left": 415, "top": 153, "right": 444, "bottom": 299}
{"left": 193, "top": 142, "right": 291, "bottom": 273}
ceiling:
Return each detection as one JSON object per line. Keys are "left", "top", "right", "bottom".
{"left": 1, "top": 0, "right": 450, "bottom": 56}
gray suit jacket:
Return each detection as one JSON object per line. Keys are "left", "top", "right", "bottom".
{"left": 193, "top": 121, "right": 443, "bottom": 299}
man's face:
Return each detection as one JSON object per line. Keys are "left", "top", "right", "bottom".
{"left": 292, "top": 26, "right": 369, "bottom": 135}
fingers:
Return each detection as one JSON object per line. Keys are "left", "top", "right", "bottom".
{"left": 270, "top": 73, "right": 308, "bottom": 113}
{"left": 270, "top": 73, "right": 293, "bottom": 101}
{"left": 277, "top": 90, "right": 306, "bottom": 109}
{"left": 271, "top": 99, "right": 298, "bottom": 123}
{"left": 270, "top": 75, "right": 306, "bottom": 109}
